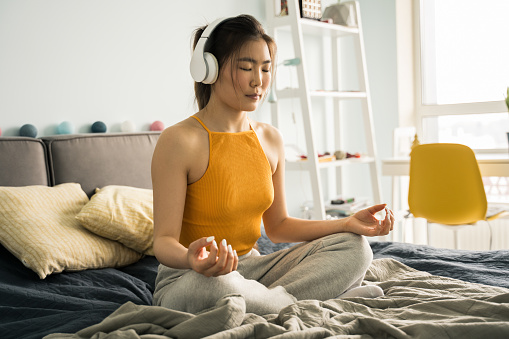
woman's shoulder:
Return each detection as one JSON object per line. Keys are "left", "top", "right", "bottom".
{"left": 156, "top": 116, "right": 208, "bottom": 154}
{"left": 251, "top": 119, "right": 283, "bottom": 145}
{"left": 160, "top": 116, "right": 206, "bottom": 139}
{"left": 152, "top": 116, "right": 209, "bottom": 182}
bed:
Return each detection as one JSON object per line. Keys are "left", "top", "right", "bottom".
{"left": 0, "top": 133, "right": 508, "bottom": 339}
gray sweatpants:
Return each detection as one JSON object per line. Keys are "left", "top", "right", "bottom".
{"left": 153, "top": 232, "right": 373, "bottom": 315}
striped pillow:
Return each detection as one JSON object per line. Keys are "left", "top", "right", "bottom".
{"left": 0, "top": 183, "right": 142, "bottom": 279}
{"left": 76, "top": 185, "right": 154, "bottom": 255}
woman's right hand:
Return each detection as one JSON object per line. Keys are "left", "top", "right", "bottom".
{"left": 187, "top": 236, "right": 239, "bottom": 277}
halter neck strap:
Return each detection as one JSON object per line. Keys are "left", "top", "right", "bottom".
{"left": 191, "top": 116, "right": 212, "bottom": 133}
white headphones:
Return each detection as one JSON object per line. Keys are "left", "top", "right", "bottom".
{"left": 190, "top": 17, "right": 230, "bottom": 84}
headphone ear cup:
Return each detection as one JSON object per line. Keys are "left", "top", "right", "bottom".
{"left": 202, "top": 52, "right": 219, "bottom": 84}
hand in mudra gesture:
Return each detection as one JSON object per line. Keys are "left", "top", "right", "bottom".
{"left": 187, "top": 236, "right": 239, "bottom": 277}
{"left": 345, "top": 204, "right": 394, "bottom": 237}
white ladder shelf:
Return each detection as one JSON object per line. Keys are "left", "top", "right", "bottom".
{"left": 265, "top": 0, "right": 382, "bottom": 220}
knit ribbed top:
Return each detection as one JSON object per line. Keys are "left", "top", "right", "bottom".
{"left": 179, "top": 116, "right": 274, "bottom": 256}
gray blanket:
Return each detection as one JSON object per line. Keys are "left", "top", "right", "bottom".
{"left": 45, "top": 258, "right": 509, "bottom": 339}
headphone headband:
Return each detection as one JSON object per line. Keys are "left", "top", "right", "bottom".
{"left": 190, "top": 17, "right": 229, "bottom": 84}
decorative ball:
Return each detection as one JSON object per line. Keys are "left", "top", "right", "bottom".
{"left": 56, "top": 121, "right": 74, "bottom": 135}
{"left": 91, "top": 121, "right": 107, "bottom": 133}
{"left": 121, "top": 120, "right": 135, "bottom": 133}
{"left": 20, "top": 124, "right": 38, "bottom": 138}
{"left": 150, "top": 120, "right": 164, "bottom": 131}
{"left": 0, "top": 127, "right": 2, "bottom": 137}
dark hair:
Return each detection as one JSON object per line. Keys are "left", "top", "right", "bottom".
{"left": 192, "top": 14, "right": 277, "bottom": 110}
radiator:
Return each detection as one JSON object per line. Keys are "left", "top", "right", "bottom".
{"left": 387, "top": 216, "right": 509, "bottom": 250}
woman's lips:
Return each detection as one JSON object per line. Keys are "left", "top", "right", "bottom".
{"left": 246, "top": 94, "right": 261, "bottom": 100}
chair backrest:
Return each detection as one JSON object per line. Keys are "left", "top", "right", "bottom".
{"left": 408, "top": 143, "right": 487, "bottom": 225}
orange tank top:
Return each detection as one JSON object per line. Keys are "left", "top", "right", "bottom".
{"left": 179, "top": 116, "right": 274, "bottom": 256}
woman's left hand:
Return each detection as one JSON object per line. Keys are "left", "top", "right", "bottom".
{"left": 345, "top": 204, "right": 394, "bottom": 237}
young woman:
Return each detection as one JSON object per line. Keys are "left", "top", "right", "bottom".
{"left": 151, "top": 14, "right": 394, "bottom": 315}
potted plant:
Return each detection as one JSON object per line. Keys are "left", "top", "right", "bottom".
{"left": 505, "top": 87, "right": 509, "bottom": 110}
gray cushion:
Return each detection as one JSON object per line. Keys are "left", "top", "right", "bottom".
{"left": 43, "top": 133, "right": 160, "bottom": 197}
{"left": 0, "top": 137, "right": 50, "bottom": 186}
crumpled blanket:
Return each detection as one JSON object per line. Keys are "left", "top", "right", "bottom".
{"left": 45, "top": 258, "right": 509, "bottom": 339}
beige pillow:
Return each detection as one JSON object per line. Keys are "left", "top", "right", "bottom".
{"left": 0, "top": 183, "right": 142, "bottom": 279}
{"left": 76, "top": 185, "right": 154, "bottom": 255}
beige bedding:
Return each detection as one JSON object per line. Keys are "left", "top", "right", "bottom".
{"left": 45, "top": 258, "right": 509, "bottom": 339}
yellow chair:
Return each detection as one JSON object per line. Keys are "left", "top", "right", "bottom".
{"left": 408, "top": 143, "right": 504, "bottom": 249}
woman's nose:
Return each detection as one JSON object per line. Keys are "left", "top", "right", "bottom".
{"left": 251, "top": 71, "right": 262, "bottom": 87}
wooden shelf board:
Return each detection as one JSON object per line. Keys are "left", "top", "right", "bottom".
{"left": 286, "top": 157, "right": 376, "bottom": 171}
{"left": 277, "top": 88, "right": 367, "bottom": 100}
{"left": 272, "top": 16, "right": 359, "bottom": 37}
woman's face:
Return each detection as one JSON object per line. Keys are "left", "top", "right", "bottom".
{"left": 213, "top": 38, "right": 272, "bottom": 112}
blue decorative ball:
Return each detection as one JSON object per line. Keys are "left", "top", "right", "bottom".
{"left": 91, "top": 121, "right": 107, "bottom": 133}
{"left": 20, "top": 124, "right": 38, "bottom": 138}
{"left": 57, "top": 121, "right": 74, "bottom": 135}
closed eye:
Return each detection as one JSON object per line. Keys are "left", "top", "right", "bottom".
{"left": 240, "top": 67, "right": 270, "bottom": 73}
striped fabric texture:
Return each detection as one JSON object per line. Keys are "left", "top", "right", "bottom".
{"left": 77, "top": 185, "right": 154, "bottom": 255}
{"left": 0, "top": 183, "right": 142, "bottom": 279}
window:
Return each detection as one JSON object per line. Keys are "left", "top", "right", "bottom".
{"left": 417, "top": 0, "right": 509, "bottom": 152}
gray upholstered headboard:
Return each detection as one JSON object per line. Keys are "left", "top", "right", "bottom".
{"left": 0, "top": 137, "right": 50, "bottom": 187}
{"left": 0, "top": 132, "right": 160, "bottom": 197}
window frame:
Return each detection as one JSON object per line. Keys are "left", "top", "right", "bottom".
{"left": 412, "top": 0, "right": 508, "bottom": 153}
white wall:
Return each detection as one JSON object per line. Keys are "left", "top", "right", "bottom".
{"left": 0, "top": 0, "right": 264, "bottom": 135}
{"left": 0, "top": 0, "right": 398, "bottom": 215}
{"left": 351, "top": 0, "right": 399, "bottom": 206}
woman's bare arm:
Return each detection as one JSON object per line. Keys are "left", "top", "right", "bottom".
{"left": 261, "top": 125, "right": 394, "bottom": 244}
{"left": 152, "top": 125, "right": 195, "bottom": 268}
{"left": 151, "top": 123, "right": 238, "bottom": 276}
